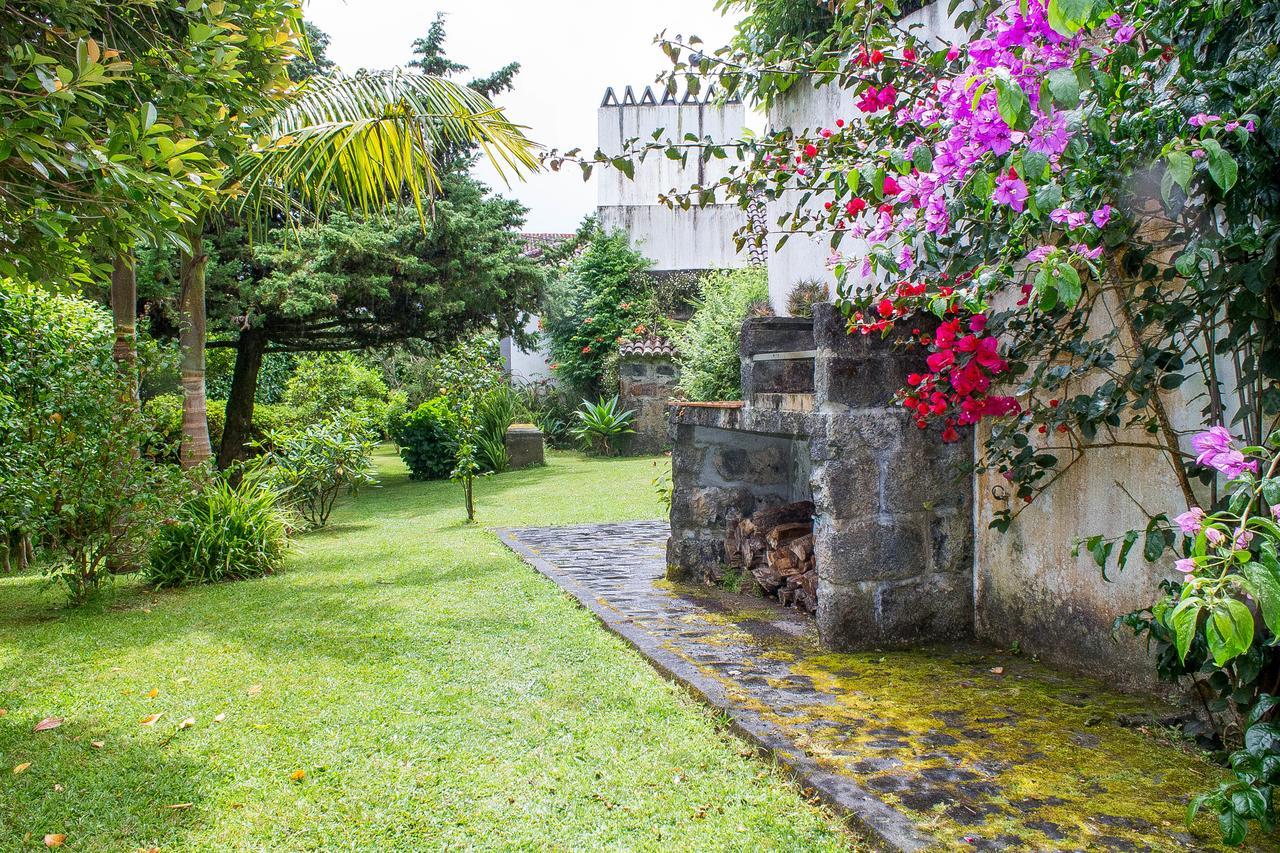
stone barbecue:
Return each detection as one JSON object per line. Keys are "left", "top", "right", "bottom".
{"left": 667, "top": 303, "right": 974, "bottom": 649}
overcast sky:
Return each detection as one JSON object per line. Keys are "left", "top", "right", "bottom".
{"left": 304, "top": 0, "right": 741, "bottom": 233}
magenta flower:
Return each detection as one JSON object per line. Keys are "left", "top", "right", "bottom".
{"left": 1188, "top": 113, "right": 1221, "bottom": 128}
{"left": 1174, "top": 558, "right": 1198, "bottom": 574}
{"left": 1106, "top": 13, "right": 1124, "bottom": 28}
{"left": 1206, "top": 527, "right": 1227, "bottom": 548}
{"left": 1092, "top": 205, "right": 1113, "bottom": 228}
{"left": 1234, "top": 528, "right": 1254, "bottom": 549}
{"left": 993, "top": 174, "right": 1029, "bottom": 212}
{"left": 1174, "top": 507, "right": 1205, "bottom": 535}
{"left": 1026, "top": 245, "right": 1054, "bottom": 262}
{"left": 1191, "top": 425, "right": 1259, "bottom": 479}
{"left": 1114, "top": 24, "right": 1136, "bottom": 44}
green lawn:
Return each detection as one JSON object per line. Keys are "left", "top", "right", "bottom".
{"left": 0, "top": 448, "right": 854, "bottom": 851}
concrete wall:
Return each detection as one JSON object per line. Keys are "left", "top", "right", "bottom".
{"left": 597, "top": 87, "right": 751, "bottom": 271}
{"left": 501, "top": 314, "right": 554, "bottom": 384}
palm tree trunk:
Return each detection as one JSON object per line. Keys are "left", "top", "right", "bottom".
{"left": 218, "top": 327, "right": 267, "bottom": 470}
{"left": 179, "top": 228, "right": 214, "bottom": 468}
{"left": 110, "top": 252, "right": 140, "bottom": 407}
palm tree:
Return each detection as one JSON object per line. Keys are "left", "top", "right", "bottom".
{"left": 175, "top": 70, "right": 540, "bottom": 467}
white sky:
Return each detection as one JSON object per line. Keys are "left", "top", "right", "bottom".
{"left": 304, "top": 0, "right": 740, "bottom": 233}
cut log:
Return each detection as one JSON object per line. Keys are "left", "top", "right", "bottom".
{"left": 766, "top": 522, "right": 811, "bottom": 550}
{"left": 750, "top": 501, "right": 814, "bottom": 532}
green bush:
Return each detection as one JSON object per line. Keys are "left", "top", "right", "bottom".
{"left": 0, "top": 284, "right": 179, "bottom": 600}
{"left": 572, "top": 396, "right": 635, "bottom": 456}
{"left": 393, "top": 397, "right": 459, "bottom": 481}
{"left": 142, "top": 394, "right": 289, "bottom": 463}
{"left": 676, "top": 268, "right": 770, "bottom": 402}
{"left": 257, "top": 415, "right": 378, "bottom": 528}
{"left": 477, "top": 384, "right": 528, "bottom": 473}
{"left": 282, "top": 353, "right": 395, "bottom": 436}
{"left": 145, "top": 479, "right": 289, "bottom": 589}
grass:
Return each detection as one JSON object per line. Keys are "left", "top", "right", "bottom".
{"left": 0, "top": 448, "right": 855, "bottom": 851}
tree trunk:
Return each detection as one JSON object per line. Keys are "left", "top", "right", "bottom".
{"left": 179, "top": 229, "right": 214, "bottom": 468}
{"left": 218, "top": 327, "right": 267, "bottom": 470}
{"left": 110, "top": 252, "right": 139, "bottom": 407}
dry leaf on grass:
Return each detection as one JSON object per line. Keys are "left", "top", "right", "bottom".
{"left": 289, "top": 770, "right": 306, "bottom": 782}
{"left": 247, "top": 684, "right": 262, "bottom": 696}
{"left": 44, "top": 834, "right": 66, "bottom": 847}
{"left": 989, "top": 666, "right": 1005, "bottom": 675}
{"left": 13, "top": 762, "right": 32, "bottom": 774}
{"left": 140, "top": 713, "right": 162, "bottom": 727}
{"left": 0, "top": 708, "right": 7, "bottom": 716}
{"left": 91, "top": 741, "right": 105, "bottom": 749}
{"left": 178, "top": 718, "right": 195, "bottom": 730}
{"left": 163, "top": 803, "right": 192, "bottom": 810}
{"left": 53, "top": 783, "right": 63, "bottom": 792}
{"left": 33, "top": 717, "right": 63, "bottom": 733}
{"left": 212, "top": 713, "right": 225, "bottom": 724}
{"left": 146, "top": 689, "right": 159, "bottom": 699}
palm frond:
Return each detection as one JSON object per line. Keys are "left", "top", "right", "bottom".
{"left": 233, "top": 70, "right": 540, "bottom": 224}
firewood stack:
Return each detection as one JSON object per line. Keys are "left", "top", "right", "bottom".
{"left": 724, "top": 500, "right": 817, "bottom": 613}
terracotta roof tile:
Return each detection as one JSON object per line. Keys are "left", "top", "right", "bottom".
{"left": 618, "top": 335, "right": 678, "bottom": 358}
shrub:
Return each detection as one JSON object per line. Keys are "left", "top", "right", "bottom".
{"left": 393, "top": 397, "right": 458, "bottom": 481}
{"left": 786, "top": 279, "right": 830, "bottom": 318}
{"left": 543, "top": 229, "right": 654, "bottom": 396}
{"left": 145, "top": 479, "right": 289, "bottom": 589}
{"left": 514, "top": 378, "right": 578, "bottom": 448}
{"left": 477, "top": 384, "right": 528, "bottom": 473}
{"left": 257, "top": 415, "right": 378, "bottom": 528}
{"left": 282, "top": 353, "right": 394, "bottom": 435}
{"left": 573, "top": 396, "right": 635, "bottom": 456}
{"left": 142, "top": 395, "right": 289, "bottom": 463}
{"left": 676, "top": 268, "right": 770, "bottom": 401}
{"left": 0, "top": 284, "right": 180, "bottom": 600}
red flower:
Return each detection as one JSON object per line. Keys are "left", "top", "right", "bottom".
{"left": 882, "top": 176, "right": 902, "bottom": 195}
{"left": 581, "top": 346, "right": 591, "bottom": 354}
{"left": 846, "top": 197, "right": 868, "bottom": 215}
{"left": 870, "top": 49, "right": 885, "bottom": 64}
{"left": 903, "top": 47, "right": 917, "bottom": 61}
{"left": 803, "top": 143, "right": 818, "bottom": 159}
{"left": 876, "top": 298, "right": 895, "bottom": 318}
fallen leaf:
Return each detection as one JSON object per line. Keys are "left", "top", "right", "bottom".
{"left": 247, "top": 684, "right": 262, "bottom": 696}
{"left": 52, "top": 783, "right": 63, "bottom": 792}
{"left": 44, "top": 834, "right": 66, "bottom": 848}
{"left": 175, "top": 677, "right": 189, "bottom": 684}
{"left": 33, "top": 717, "right": 63, "bottom": 733}
{"left": 147, "top": 689, "right": 159, "bottom": 699}
{"left": 142, "top": 608, "right": 151, "bottom": 614}
{"left": 178, "top": 717, "right": 195, "bottom": 730}
{"left": 0, "top": 708, "right": 7, "bottom": 716}
{"left": 139, "top": 847, "right": 161, "bottom": 853}
{"left": 110, "top": 667, "right": 122, "bottom": 673}
{"left": 13, "top": 762, "right": 32, "bottom": 774}
{"left": 212, "top": 713, "right": 225, "bottom": 724}
{"left": 140, "top": 713, "right": 162, "bottom": 726}
{"left": 989, "top": 667, "right": 1005, "bottom": 675}
{"left": 91, "top": 741, "right": 105, "bottom": 749}
{"left": 289, "top": 769, "right": 305, "bottom": 782}
{"left": 163, "top": 803, "right": 192, "bottom": 810}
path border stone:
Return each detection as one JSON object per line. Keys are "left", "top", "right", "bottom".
{"left": 495, "top": 522, "right": 933, "bottom": 852}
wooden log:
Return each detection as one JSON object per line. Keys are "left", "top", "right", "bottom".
{"left": 787, "top": 533, "right": 814, "bottom": 563}
{"left": 749, "top": 501, "right": 814, "bottom": 532}
{"left": 766, "top": 522, "right": 811, "bottom": 550}
{"left": 724, "top": 520, "right": 743, "bottom": 568}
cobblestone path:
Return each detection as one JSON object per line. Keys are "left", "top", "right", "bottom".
{"left": 497, "top": 521, "right": 1268, "bottom": 852}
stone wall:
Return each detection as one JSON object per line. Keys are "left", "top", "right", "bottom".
{"left": 618, "top": 343, "right": 680, "bottom": 455}
{"left": 667, "top": 305, "right": 975, "bottom": 649}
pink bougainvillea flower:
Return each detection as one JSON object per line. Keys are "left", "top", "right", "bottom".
{"left": 1205, "top": 527, "right": 1227, "bottom": 548}
{"left": 1174, "top": 507, "right": 1206, "bottom": 535}
{"left": 1234, "top": 528, "right": 1254, "bottom": 549}
{"left": 1026, "top": 245, "right": 1054, "bottom": 262}
{"left": 1114, "top": 24, "right": 1136, "bottom": 44}
{"left": 803, "top": 143, "right": 818, "bottom": 159}
{"left": 1191, "top": 425, "right": 1259, "bottom": 478}
{"left": 1188, "top": 113, "right": 1220, "bottom": 127}
{"left": 992, "top": 173, "right": 1028, "bottom": 211}
{"left": 1272, "top": 505, "right": 1280, "bottom": 522}
{"left": 1174, "top": 558, "right": 1198, "bottom": 574}
{"left": 1092, "top": 205, "right": 1113, "bottom": 228}
{"left": 946, "top": 45, "right": 960, "bottom": 61}
{"left": 1106, "top": 13, "right": 1124, "bottom": 27}
{"left": 883, "top": 176, "right": 902, "bottom": 196}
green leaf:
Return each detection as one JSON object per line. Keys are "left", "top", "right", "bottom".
{"left": 1219, "top": 809, "right": 1248, "bottom": 846}
{"left": 1202, "top": 139, "right": 1238, "bottom": 192}
{"left": 1207, "top": 599, "right": 1255, "bottom": 667}
{"left": 1056, "top": 263, "right": 1082, "bottom": 307}
{"left": 1045, "top": 66, "right": 1081, "bottom": 107}
{"left": 143, "top": 102, "right": 157, "bottom": 132}
{"left": 1166, "top": 151, "right": 1194, "bottom": 191}
{"left": 1171, "top": 598, "right": 1202, "bottom": 663}
{"left": 1047, "top": 0, "right": 1099, "bottom": 34}
{"left": 1241, "top": 561, "right": 1280, "bottom": 635}
{"left": 994, "top": 77, "right": 1032, "bottom": 131}
{"left": 1261, "top": 478, "right": 1280, "bottom": 507}
{"left": 1144, "top": 526, "right": 1168, "bottom": 562}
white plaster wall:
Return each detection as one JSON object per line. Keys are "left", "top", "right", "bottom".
{"left": 764, "top": 3, "right": 967, "bottom": 312}
{"left": 597, "top": 91, "right": 750, "bottom": 271}
{"left": 501, "top": 314, "right": 554, "bottom": 384}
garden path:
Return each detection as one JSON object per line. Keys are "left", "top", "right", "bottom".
{"left": 498, "top": 521, "right": 1274, "bottom": 852}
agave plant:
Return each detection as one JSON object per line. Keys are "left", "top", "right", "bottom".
{"left": 572, "top": 397, "right": 635, "bottom": 457}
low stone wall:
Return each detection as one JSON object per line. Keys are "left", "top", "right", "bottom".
{"left": 668, "top": 305, "right": 976, "bottom": 649}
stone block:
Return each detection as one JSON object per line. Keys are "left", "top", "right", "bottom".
{"left": 817, "top": 572, "right": 973, "bottom": 650}
{"left": 504, "top": 424, "right": 545, "bottom": 470}
{"left": 711, "top": 443, "right": 789, "bottom": 486}
{"left": 744, "top": 356, "right": 815, "bottom": 396}
{"left": 669, "top": 484, "right": 757, "bottom": 532}
{"left": 740, "top": 315, "right": 815, "bottom": 357}
{"left": 810, "top": 456, "right": 880, "bottom": 520}
{"left": 814, "top": 514, "right": 930, "bottom": 583}
{"left": 929, "top": 507, "right": 973, "bottom": 575}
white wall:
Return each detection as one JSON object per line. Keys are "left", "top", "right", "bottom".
{"left": 597, "top": 87, "right": 751, "bottom": 271}
{"left": 501, "top": 314, "right": 554, "bottom": 384}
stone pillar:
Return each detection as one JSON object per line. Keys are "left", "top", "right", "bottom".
{"left": 618, "top": 338, "right": 680, "bottom": 455}
{"left": 808, "top": 303, "right": 974, "bottom": 648}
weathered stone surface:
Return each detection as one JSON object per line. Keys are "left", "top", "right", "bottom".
{"left": 814, "top": 514, "right": 930, "bottom": 583}
{"left": 618, "top": 353, "right": 679, "bottom": 455}
{"left": 504, "top": 424, "right": 545, "bottom": 470}
{"left": 497, "top": 522, "right": 1264, "bottom": 852}
{"left": 817, "top": 573, "right": 973, "bottom": 648}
